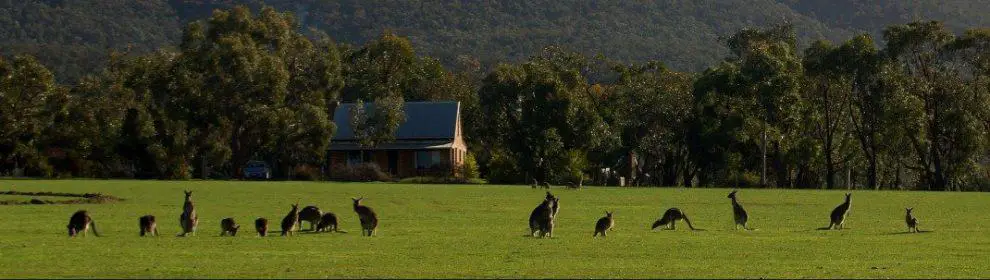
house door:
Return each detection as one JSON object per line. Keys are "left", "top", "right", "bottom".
{"left": 387, "top": 151, "right": 399, "bottom": 175}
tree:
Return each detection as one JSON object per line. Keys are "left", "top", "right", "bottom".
{"left": 612, "top": 62, "right": 696, "bottom": 186}
{"left": 0, "top": 55, "right": 67, "bottom": 176}
{"left": 170, "top": 5, "right": 341, "bottom": 178}
{"left": 883, "top": 21, "right": 989, "bottom": 190}
{"left": 692, "top": 25, "right": 804, "bottom": 188}
{"left": 477, "top": 47, "right": 614, "bottom": 184}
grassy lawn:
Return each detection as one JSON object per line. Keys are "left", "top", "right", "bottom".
{"left": 1, "top": 180, "right": 989, "bottom": 278}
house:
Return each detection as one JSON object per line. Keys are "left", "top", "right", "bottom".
{"left": 328, "top": 101, "right": 467, "bottom": 178}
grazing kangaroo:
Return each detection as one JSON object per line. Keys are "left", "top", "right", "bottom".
{"left": 178, "top": 190, "right": 198, "bottom": 237}
{"left": 255, "top": 218, "right": 268, "bottom": 237}
{"left": 298, "top": 206, "right": 322, "bottom": 231}
{"left": 220, "top": 217, "right": 240, "bottom": 236}
{"left": 352, "top": 197, "right": 379, "bottom": 237}
{"left": 68, "top": 210, "right": 100, "bottom": 237}
{"left": 819, "top": 193, "right": 852, "bottom": 230}
{"left": 542, "top": 182, "right": 552, "bottom": 189}
{"left": 567, "top": 177, "right": 583, "bottom": 189}
{"left": 594, "top": 211, "right": 615, "bottom": 237}
{"left": 727, "top": 190, "right": 751, "bottom": 230}
{"left": 281, "top": 204, "right": 300, "bottom": 236}
{"left": 528, "top": 193, "right": 556, "bottom": 238}
{"left": 139, "top": 215, "right": 158, "bottom": 237}
{"left": 316, "top": 212, "right": 341, "bottom": 233}
{"left": 651, "top": 208, "right": 696, "bottom": 230}
{"left": 905, "top": 208, "right": 919, "bottom": 233}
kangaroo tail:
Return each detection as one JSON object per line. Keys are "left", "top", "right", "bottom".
{"left": 682, "top": 214, "right": 696, "bottom": 230}
{"left": 90, "top": 221, "right": 101, "bottom": 237}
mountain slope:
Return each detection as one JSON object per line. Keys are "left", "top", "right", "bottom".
{"left": 2, "top": 0, "right": 989, "bottom": 82}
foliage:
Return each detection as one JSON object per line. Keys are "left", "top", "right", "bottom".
{"left": 327, "top": 162, "right": 392, "bottom": 182}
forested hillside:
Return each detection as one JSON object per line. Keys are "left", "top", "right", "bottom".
{"left": 3, "top": 0, "right": 990, "bottom": 82}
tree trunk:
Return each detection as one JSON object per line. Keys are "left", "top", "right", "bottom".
{"left": 866, "top": 156, "right": 878, "bottom": 190}
{"left": 760, "top": 127, "right": 767, "bottom": 188}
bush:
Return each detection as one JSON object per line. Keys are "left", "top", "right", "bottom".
{"left": 398, "top": 176, "right": 487, "bottom": 184}
{"left": 328, "top": 163, "right": 392, "bottom": 182}
{"left": 293, "top": 164, "right": 323, "bottom": 181}
{"left": 461, "top": 152, "right": 480, "bottom": 179}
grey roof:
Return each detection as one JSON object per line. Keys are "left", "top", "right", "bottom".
{"left": 331, "top": 101, "right": 459, "bottom": 142}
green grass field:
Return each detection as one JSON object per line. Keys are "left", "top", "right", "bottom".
{"left": 1, "top": 180, "right": 989, "bottom": 278}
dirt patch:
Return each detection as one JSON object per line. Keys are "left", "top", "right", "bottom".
{"left": 0, "top": 190, "right": 123, "bottom": 205}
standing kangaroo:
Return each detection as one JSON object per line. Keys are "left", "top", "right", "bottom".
{"left": 139, "top": 215, "right": 158, "bottom": 237}
{"left": 529, "top": 192, "right": 556, "bottom": 237}
{"left": 727, "top": 190, "right": 751, "bottom": 230}
{"left": 531, "top": 179, "right": 539, "bottom": 189}
{"left": 594, "top": 211, "right": 614, "bottom": 237}
{"left": 651, "top": 208, "right": 696, "bottom": 230}
{"left": 255, "top": 217, "right": 269, "bottom": 237}
{"left": 220, "top": 217, "right": 240, "bottom": 236}
{"left": 316, "top": 212, "right": 341, "bottom": 233}
{"left": 820, "top": 193, "right": 852, "bottom": 230}
{"left": 281, "top": 204, "right": 300, "bottom": 236}
{"left": 298, "top": 206, "right": 322, "bottom": 231}
{"left": 905, "top": 208, "right": 919, "bottom": 233}
{"left": 68, "top": 210, "right": 100, "bottom": 237}
{"left": 178, "top": 190, "right": 198, "bottom": 237}
{"left": 352, "top": 198, "right": 379, "bottom": 237}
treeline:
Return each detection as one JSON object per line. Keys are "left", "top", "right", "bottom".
{"left": 1, "top": 6, "right": 989, "bottom": 191}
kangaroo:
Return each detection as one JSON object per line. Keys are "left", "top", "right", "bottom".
{"left": 178, "top": 190, "right": 198, "bottom": 237}
{"left": 298, "top": 206, "right": 322, "bottom": 231}
{"left": 352, "top": 197, "right": 379, "bottom": 237}
{"left": 567, "top": 177, "right": 584, "bottom": 189}
{"left": 819, "top": 193, "right": 852, "bottom": 230}
{"left": 316, "top": 212, "right": 341, "bottom": 233}
{"left": 651, "top": 208, "right": 696, "bottom": 230}
{"left": 594, "top": 211, "right": 615, "bottom": 237}
{"left": 531, "top": 178, "right": 539, "bottom": 189}
{"left": 905, "top": 208, "right": 919, "bottom": 233}
{"left": 542, "top": 182, "right": 552, "bottom": 189}
{"left": 281, "top": 204, "right": 300, "bottom": 236}
{"left": 139, "top": 215, "right": 158, "bottom": 237}
{"left": 727, "top": 190, "right": 751, "bottom": 230}
{"left": 528, "top": 194, "right": 557, "bottom": 238}
{"left": 529, "top": 192, "right": 556, "bottom": 237}
{"left": 255, "top": 217, "right": 268, "bottom": 237}
{"left": 220, "top": 217, "right": 240, "bottom": 236}
{"left": 67, "top": 210, "right": 100, "bottom": 237}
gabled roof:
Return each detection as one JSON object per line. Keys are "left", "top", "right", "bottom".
{"left": 331, "top": 101, "right": 459, "bottom": 142}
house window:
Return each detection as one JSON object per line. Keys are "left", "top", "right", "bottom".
{"left": 347, "top": 151, "right": 362, "bottom": 166}
{"left": 415, "top": 150, "right": 443, "bottom": 169}
{"left": 347, "top": 150, "right": 374, "bottom": 166}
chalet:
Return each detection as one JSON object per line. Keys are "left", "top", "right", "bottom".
{"left": 328, "top": 101, "right": 467, "bottom": 178}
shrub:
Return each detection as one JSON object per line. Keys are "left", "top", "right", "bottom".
{"left": 398, "top": 176, "right": 487, "bottom": 184}
{"left": 293, "top": 164, "right": 323, "bottom": 181}
{"left": 461, "top": 152, "right": 480, "bottom": 179}
{"left": 328, "top": 163, "right": 392, "bottom": 182}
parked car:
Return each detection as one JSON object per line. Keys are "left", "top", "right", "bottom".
{"left": 243, "top": 160, "right": 271, "bottom": 179}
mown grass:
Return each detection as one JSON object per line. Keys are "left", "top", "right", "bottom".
{"left": 0, "top": 180, "right": 989, "bottom": 278}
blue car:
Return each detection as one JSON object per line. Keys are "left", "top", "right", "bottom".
{"left": 243, "top": 161, "right": 271, "bottom": 180}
